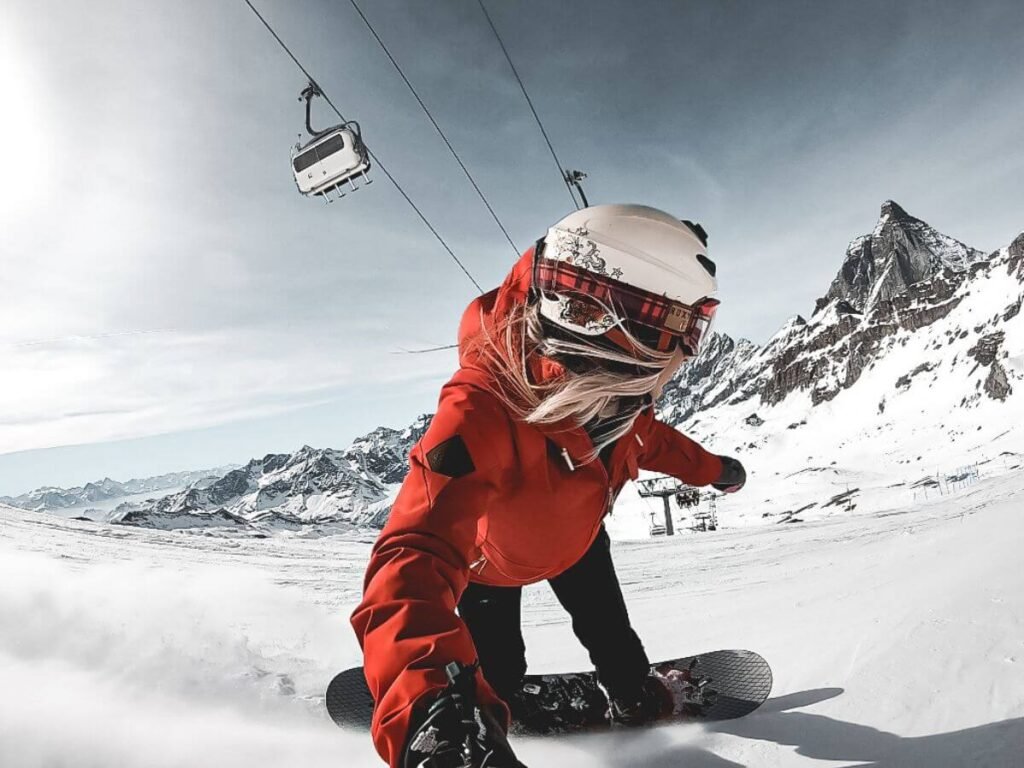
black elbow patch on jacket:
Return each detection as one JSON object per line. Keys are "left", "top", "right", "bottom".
{"left": 425, "top": 435, "right": 475, "bottom": 478}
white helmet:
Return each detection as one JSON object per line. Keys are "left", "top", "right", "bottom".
{"left": 533, "top": 204, "right": 719, "bottom": 355}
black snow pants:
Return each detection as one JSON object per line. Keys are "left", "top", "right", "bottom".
{"left": 457, "top": 526, "right": 650, "bottom": 704}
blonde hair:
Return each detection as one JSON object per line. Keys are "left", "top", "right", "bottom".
{"left": 467, "top": 302, "right": 681, "bottom": 462}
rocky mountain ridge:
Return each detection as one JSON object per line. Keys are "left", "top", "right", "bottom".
{"left": 821, "top": 200, "right": 984, "bottom": 314}
{"left": 0, "top": 466, "right": 235, "bottom": 512}
{"left": 658, "top": 201, "right": 1018, "bottom": 423}
{"left": 108, "top": 416, "right": 431, "bottom": 531}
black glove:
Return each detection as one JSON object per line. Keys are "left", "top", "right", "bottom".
{"left": 404, "top": 663, "right": 527, "bottom": 768}
{"left": 712, "top": 455, "right": 746, "bottom": 493}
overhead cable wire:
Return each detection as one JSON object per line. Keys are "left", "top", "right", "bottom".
{"left": 347, "top": 0, "right": 520, "bottom": 258}
{"left": 476, "top": 0, "right": 581, "bottom": 210}
{"left": 241, "top": 0, "right": 484, "bottom": 293}
{"left": 393, "top": 343, "right": 460, "bottom": 355}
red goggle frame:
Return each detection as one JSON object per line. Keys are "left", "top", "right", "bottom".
{"left": 534, "top": 254, "right": 719, "bottom": 354}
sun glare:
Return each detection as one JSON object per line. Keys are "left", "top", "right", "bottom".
{"left": 0, "top": 31, "right": 50, "bottom": 218}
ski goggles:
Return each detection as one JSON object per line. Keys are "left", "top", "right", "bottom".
{"left": 533, "top": 254, "right": 719, "bottom": 355}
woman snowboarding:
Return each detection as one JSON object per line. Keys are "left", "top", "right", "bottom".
{"left": 351, "top": 204, "right": 746, "bottom": 768}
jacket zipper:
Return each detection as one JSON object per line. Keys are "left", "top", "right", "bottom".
{"left": 560, "top": 447, "right": 575, "bottom": 471}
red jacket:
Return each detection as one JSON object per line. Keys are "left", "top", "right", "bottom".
{"left": 350, "top": 249, "right": 723, "bottom": 766}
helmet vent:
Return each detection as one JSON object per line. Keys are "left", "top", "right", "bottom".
{"left": 681, "top": 220, "right": 709, "bottom": 247}
{"left": 697, "top": 254, "right": 717, "bottom": 277}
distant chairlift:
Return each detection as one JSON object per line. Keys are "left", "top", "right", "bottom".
{"left": 291, "top": 82, "right": 371, "bottom": 202}
{"left": 648, "top": 512, "right": 668, "bottom": 537}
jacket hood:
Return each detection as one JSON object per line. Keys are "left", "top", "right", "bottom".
{"left": 456, "top": 246, "right": 567, "bottom": 388}
{"left": 456, "top": 246, "right": 529, "bottom": 361}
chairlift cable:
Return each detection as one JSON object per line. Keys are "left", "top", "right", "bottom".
{"left": 476, "top": 0, "right": 581, "bottom": 211}
{"left": 393, "top": 343, "right": 460, "bottom": 355}
{"left": 347, "top": 0, "right": 520, "bottom": 258}
{"left": 241, "top": 0, "right": 328, "bottom": 110}
{"left": 241, "top": 0, "right": 484, "bottom": 294}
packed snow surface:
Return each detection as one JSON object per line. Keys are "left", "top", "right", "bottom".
{"left": 3, "top": 461, "right": 1023, "bottom": 767}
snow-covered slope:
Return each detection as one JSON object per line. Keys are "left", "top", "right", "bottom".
{"left": 3, "top": 463, "right": 1023, "bottom": 767}
{"left": 594, "top": 208, "right": 1021, "bottom": 538}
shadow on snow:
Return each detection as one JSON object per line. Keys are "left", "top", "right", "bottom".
{"left": 564, "top": 688, "right": 1024, "bottom": 767}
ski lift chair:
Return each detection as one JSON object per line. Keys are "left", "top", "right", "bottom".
{"left": 675, "top": 488, "right": 701, "bottom": 509}
{"left": 291, "top": 83, "right": 372, "bottom": 202}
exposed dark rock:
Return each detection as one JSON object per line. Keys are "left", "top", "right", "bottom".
{"left": 1006, "top": 232, "right": 1024, "bottom": 277}
{"left": 819, "top": 201, "right": 984, "bottom": 315}
{"left": 823, "top": 488, "right": 859, "bottom": 512}
{"left": 261, "top": 453, "right": 290, "bottom": 474}
{"left": 206, "top": 467, "right": 255, "bottom": 504}
{"left": 1004, "top": 296, "right": 1022, "bottom": 322}
{"left": 896, "top": 362, "right": 935, "bottom": 390}
{"left": 967, "top": 332, "right": 1005, "bottom": 367}
{"left": 657, "top": 332, "right": 761, "bottom": 424}
{"left": 343, "top": 415, "right": 431, "bottom": 484}
{"left": 761, "top": 258, "right": 970, "bottom": 407}
{"left": 985, "top": 362, "right": 1012, "bottom": 401}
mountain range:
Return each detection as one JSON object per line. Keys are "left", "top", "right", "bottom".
{"left": 12, "top": 202, "right": 1022, "bottom": 532}
{"left": 0, "top": 467, "right": 235, "bottom": 513}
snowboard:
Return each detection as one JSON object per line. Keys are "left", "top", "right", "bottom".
{"left": 325, "top": 649, "right": 771, "bottom": 735}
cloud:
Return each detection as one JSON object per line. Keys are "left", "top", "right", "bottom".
{"left": 0, "top": 329, "right": 352, "bottom": 453}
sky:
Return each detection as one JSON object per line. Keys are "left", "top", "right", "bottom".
{"left": 2, "top": 0, "right": 1023, "bottom": 495}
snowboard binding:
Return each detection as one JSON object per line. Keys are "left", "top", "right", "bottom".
{"left": 655, "top": 657, "right": 719, "bottom": 717}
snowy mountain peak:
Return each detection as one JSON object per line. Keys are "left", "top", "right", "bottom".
{"left": 663, "top": 202, "right": 1021, "bottom": 439}
{"left": 821, "top": 201, "right": 985, "bottom": 316}
{"left": 874, "top": 199, "right": 914, "bottom": 234}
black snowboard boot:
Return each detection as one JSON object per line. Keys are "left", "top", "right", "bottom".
{"left": 607, "top": 675, "right": 673, "bottom": 726}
